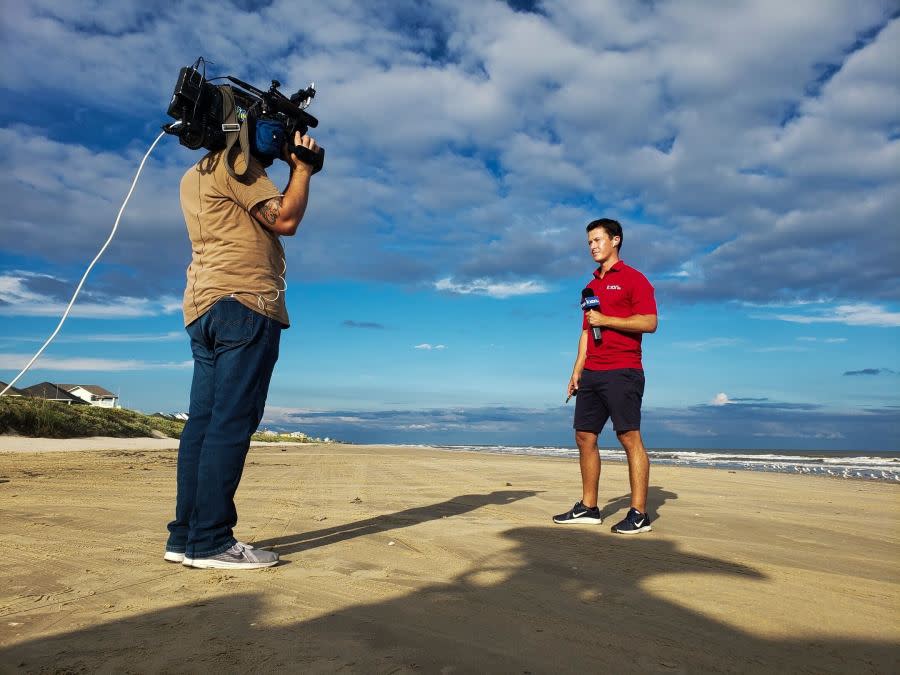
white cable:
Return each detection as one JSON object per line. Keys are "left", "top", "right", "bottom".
{"left": 0, "top": 129, "right": 169, "bottom": 397}
{"left": 257, "top": 255, "right": 288, "bottom": 309}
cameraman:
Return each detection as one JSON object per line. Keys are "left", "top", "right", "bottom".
{"left": 164, "top": 130, "right": 320, "bottom": 569}
{"left": 553, "top": 218, "right": 658, "bottom": 534}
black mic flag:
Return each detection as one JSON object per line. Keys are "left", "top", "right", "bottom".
{"left": 581, "top": 288, "right": 602, "bottom": 343}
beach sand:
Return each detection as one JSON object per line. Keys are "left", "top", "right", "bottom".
{"left": 0, "top": 440, "right": 897, "bottom": 673}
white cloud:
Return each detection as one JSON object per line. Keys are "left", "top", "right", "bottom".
{"left": 0, "top": 272, "right": 180, "bottom": 318}
{"left": 751, "top": 346, "right": 809, "bottom": 353}
{"left": 0, "top": 353, "right": 191, "bottom": 372}
{"left": 764, "top": 303, "right": 900, "bottom": 328}
{"left": 0, "top": 299, "right": 181, "bottom": 319}
{"left": 0, "top": 332, "right": 183, "bottom": 343}
{"left": 711, "top": 392, "right": 731, "bottom": 406}
{"left": 73, "top": 332, "right": 183, "bottom": 343}
{"left": 751, "top": 422, "right": 846, "bottom": 440}
{"left": 414, "top": 343, "right": 446, "bottom": 350}
{"left": 435, "top": 277, "right": 549, "bottom": 298}
{"left": 673, "top": 338, "right": 742, "bottom": 350}
{"left": 742, "top": 299, "right": 832, "bottom": 308}
{"left": 661, "top": 420, "right": 719, "bottom": 437}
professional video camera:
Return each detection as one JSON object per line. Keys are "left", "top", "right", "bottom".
{"left": 163, "top": 57, "right": 324, "bottom": 173}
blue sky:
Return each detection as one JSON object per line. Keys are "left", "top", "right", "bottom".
{"left": 1, "top": 0, "right": 898, "bottom": 450}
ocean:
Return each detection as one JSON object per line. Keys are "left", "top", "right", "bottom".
{"left": 420, "top": 445, "right": 900, "bottom": 482}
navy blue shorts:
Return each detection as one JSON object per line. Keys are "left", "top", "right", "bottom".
{"left": 573, "top": 368, "right": 645, "bottom": 434}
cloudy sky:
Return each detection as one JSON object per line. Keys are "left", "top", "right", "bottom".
{"left": 1, "top": 0, "right": 898, "bottom": 450}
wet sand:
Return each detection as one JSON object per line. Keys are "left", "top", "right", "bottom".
{"left": 0, "top": 440, "right": 897, "bottom": 673}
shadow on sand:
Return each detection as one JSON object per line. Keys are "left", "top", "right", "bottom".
{"left": 2, "top": 489, "right": 894, "bottom": 673}
{"left": 253, "top": 489, "right": 540, "bottom": 555}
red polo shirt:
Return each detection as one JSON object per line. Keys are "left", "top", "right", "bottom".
{"left": 581, "top": 260, "right": 657, "bottom": 371}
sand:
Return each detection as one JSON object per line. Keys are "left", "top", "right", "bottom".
{"left": 0, "top": 439, "right": 897, "bottom": 673}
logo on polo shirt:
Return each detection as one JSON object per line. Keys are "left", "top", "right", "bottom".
{"left": 606, "top": 284, "right": 622, "bottom": 290}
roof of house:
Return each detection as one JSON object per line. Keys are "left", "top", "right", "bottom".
{"left": 56, "top": 384, "right": 117, "bottom": 398}
{"left": 20, "top": 382, "right": 88, "bottom": 403}
{"left": 0, "top": 380, "right": 28, "bottom": 396}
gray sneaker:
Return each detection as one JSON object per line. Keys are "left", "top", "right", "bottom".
{"left": 164, "top": 542, "right": 255, "bottom": 564}
{"left": 183, "top": 543, "right": 276, "bottom": 569}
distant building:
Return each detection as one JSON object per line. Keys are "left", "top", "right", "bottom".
{"left": 20, "top": 382, "right": 87, "bottom": 405}
{"left": 56, "top": 384, "right": 120, "bottom": 408}
{"left": 0, "top": 381, "right": 27, "bottom": 397}
{"left": 151, "top": 412, "right": 189, "bottom": 421}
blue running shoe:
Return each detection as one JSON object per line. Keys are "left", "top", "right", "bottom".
{"left": 611, "top": 507, "right": 652, "bottom": 534}
{"left": 553, "top": 501, "right": 602, "bottom": 525}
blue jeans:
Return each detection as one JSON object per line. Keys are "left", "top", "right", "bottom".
{"left": 166, "top": 298, "right": 281, "bottom": 558}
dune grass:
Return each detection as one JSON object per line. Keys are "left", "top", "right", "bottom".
{"left": 0, "top": 396, "right": 319, "bottom": 442}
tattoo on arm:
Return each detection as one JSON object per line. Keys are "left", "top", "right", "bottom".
{"left": 254, "top": 197, "right": 282, "bottom": 227}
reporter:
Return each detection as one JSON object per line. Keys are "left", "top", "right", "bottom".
{"left": 555, "top": 218, "right": 658, "bottom": 535}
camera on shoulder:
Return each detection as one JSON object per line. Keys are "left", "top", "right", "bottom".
{"left": 163, "top": 57, "right": 324, "bottom": 175}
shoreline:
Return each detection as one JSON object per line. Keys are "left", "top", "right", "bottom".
{"left": 5, "top": 436, "right": 896, "bottom": 482}
{"left": 385, "top": 443, "right": 900, "bottom": 482}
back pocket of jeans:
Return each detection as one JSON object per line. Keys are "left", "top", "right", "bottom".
{"left": 212, "top": 299, "right": 255, "bottom": 347}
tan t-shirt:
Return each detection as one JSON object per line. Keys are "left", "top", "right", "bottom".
{"left": 180, "top": 149, "right": 289, "bottom": 327}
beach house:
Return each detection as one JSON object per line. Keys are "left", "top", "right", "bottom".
{"left": 20, "top": 382, "right": 88, "bottom": 405}
{"left": 18, "top": 382, "right": 120, "bottom": 408}
{"left": 56, "top": 384, "right": 120, "bottom": 408}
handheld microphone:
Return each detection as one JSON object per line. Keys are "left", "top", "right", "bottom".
{"left": 581, "top": 288, "right": 602, "bottom": 343}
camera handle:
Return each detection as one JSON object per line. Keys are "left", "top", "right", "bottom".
{"left": 290, "top": 144, "right": 325, "bottom": 174}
